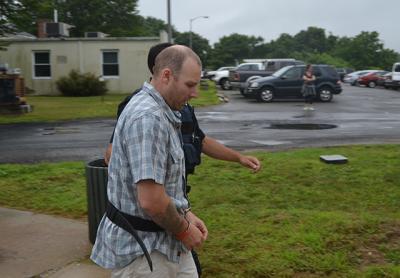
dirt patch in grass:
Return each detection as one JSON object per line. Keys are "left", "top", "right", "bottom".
{"left": 292, "top": 272, "right": 321, "bottom": 278}
{"left": 384, "top": 224, "right": 400, "bottom": 247}
{"left": 358, "top": 222, "right": 400, "bottom": 268}
{"left": 359, "top": 247, "right": 387, "bottom": 266}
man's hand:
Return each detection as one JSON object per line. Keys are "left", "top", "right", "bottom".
{"left": 180, "top": 222, "right": 206, "bottom": 250}
{"left": 239, "top": 155, "right": 261, "bottom": 173}
{"left": 104, "top": 143, "right": 112, "bottom": 165}
{"left": 185, "top": 211, "right": 208, "bottom": 240}
{"left": 202, "top": 136, "right": 261, "bottom": 173}
{"left": 138, "top": 180, "right": 207, "bottom": 250}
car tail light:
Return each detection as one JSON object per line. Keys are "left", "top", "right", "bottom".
{"left": 234, "top": 73, "right": 240, "bottom": 81}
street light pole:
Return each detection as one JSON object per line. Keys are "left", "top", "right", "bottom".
{"left": 167, "top": 0, "right": 172, "bottom": 43}
{"left": 189, "top": 15, "right": 209, "bottom": 49}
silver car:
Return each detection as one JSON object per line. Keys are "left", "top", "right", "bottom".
{"left": 343, "top": 70, "right": 379, "bottom": 86}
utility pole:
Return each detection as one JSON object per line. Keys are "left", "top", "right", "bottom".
{"left": 167, "top": 0, "right": 172, "bottom": 43}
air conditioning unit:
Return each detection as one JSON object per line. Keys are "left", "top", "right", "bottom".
{"left": 84, "top": 32, "right": 108, "bottom": 38}
{"left": 7, "top": 68, "right": 22, "bottom": 75}
{"left": 46, "top": 22, "right": 72, "bottom": 38}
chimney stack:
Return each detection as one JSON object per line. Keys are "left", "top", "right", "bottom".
{"left": 37, "top": 19, "right": 50, "bottom": 38}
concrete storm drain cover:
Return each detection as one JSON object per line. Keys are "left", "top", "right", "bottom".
{"left": 267, "top": 123, "right": 337, "bottom": 130}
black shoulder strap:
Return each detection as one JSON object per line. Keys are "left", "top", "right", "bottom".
{"left": 106, "top": 200, "right": 163, "bottom": 232}
{"left": 106, "top": 200, "right": 164, "bottom": 272}
{"left": 116, "top": 88, "right": 142, "bottom": 119}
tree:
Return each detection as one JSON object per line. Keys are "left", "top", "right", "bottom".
{"left": 138, "top": 16, "right": 169, "bottom": 37}
{"left": 7, "top": 0, "right": 54, "bottom": 36}
{"left": 58, "top": 0, "right": 142, "bottom": 37}
{"left": 0, "top": 0, "right": 20, "bottom": 35}
{"left": 326, "top": 33, "right": 339, "bottom": 53}
{"left": 7, "top": 0, "right": 142, "bottom": 37}
{"left": 295, "top": 52, "right": 351, "bottom": 68}
{"left": 173, "top": 32, "right": 211, "bottom": 67}
{"left": 208, "top": 33, "right": 264, "bottom": 68}
{"left": 332, "top": 31, "right": 397, "bottom": 70}
{"left": 263, "top": 33, "right": 296, "bottom": 58}
{"left": 293, "top": 26, "right": 329, "bottom": 53}
{"left": 0, "top": 0, "right": 22, "bottom": 50}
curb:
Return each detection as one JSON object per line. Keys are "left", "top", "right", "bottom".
{"left": 216, "top": 91, "right": 229, "bottom": 103}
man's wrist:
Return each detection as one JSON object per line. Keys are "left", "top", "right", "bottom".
{"left": 183, "top": 207, "right": 191, "bottom": 215}
{"left": 175, "top": 217, "right": 190, "bottom": 241}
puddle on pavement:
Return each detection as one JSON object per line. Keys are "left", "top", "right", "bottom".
{"left": 267, "top": 123, "right": 337, "bottom": 130}
{"left": 40, "top": 127, "right": 80, "bottom": 135}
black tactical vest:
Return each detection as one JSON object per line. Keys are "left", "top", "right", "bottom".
{"left": 180, "top": 104, "right": 202, "bottom": 175}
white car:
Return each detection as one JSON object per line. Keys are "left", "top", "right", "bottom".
{"left": 391, "top": 62, "right": 400, "bottom": 89}
{"left": 343, "top": 70, "right": 379, "bottom": 86}
{"left": 209, "top": 67, "right": 235, "bottom": 90}
{"left": 205, "top": 67, "right": 235, "bottom": 79}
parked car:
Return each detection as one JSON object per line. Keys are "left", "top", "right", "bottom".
{"left": 336, "top": 68, "right": 354, "bottom": 81}
{"left": 211, "top": 67, "right": 236, "bottom": 90}
{"left": 229, "top": 59, "right": 303, "bottom": 92}
{"left": 244, "top": 64, "right": 342, "bottom": 102}
{"left": 377, "top": 72, "right": 392, "bottom": 87}
{"left": 357, "top": 71, "right": 389, "bottom": 88}
{"left": 204, "top": 66, "right": 235, "bottom": 80}
{"left": 343, "top": 70, "right": 379, "bottom": 85}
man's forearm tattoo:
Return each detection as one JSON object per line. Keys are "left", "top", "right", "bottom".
{"left": 151, "top": 199, "right": 186, "bottom": 234}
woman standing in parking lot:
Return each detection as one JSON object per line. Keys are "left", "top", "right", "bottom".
{"left": 302, "top": 64, "right": 316, "bottom": 110}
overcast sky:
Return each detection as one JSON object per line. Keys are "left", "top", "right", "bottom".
{"left": 137, "top": 0, "right": 400, "bottom": 53}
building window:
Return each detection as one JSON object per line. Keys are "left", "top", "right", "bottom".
{"left": 102, "top": 50, "right": 119, "bottom": 77}
{"left": 33, "top": 51, "right": 51, "bottom": 78}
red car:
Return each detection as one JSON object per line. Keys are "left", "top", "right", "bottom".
{"left": 357, "top": 71, "right": 388, "bottom": 88}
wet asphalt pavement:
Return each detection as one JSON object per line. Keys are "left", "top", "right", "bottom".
{"left": 1, "top": 84, "right": 399, "bottom": 163}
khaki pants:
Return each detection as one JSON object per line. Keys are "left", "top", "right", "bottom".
{"left": 111, "top": 251, "right": 198, "bottom": 278}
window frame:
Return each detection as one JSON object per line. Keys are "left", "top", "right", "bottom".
{"left": 32, "top": 50, "right": 51, "bottom": 79}
{"left": 313, "top": 67, "right": 323, "bottom": 77}
{"left": 283, "top": 67, "right": 302, "bottom": 79}
{"left": 101, "top": 50, "right": 119, "bottom": 78}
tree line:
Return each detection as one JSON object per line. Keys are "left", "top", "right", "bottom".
{"left": 1, "top": 0, "right": 399, "bottom": 70}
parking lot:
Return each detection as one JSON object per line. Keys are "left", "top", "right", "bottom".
{"left": 197, "top": 84, "right": 400, "bottom": 149}
{"left": 0, "top": 84, "right": 399, "bottom": 163}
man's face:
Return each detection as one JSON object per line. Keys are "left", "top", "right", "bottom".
{"left": 167, "top": 58, "right": 201, "bottom": 110}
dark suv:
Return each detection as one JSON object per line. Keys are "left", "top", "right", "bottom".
{"left": 243, "top": 64, "right": 342, "bottom": 102}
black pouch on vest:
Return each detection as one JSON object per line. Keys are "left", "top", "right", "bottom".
{"left": 183, "top": 143, "right": 201, "bottom": 172}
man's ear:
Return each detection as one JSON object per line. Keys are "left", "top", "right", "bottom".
{"left": 161, "top": 68, "right": 172, "bottom": 84}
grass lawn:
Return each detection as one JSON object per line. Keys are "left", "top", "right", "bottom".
{"left": 0, "top": 81, "right": 220, "bottom": 124}
{"left": 0, "top": 145, "right": 399, "bottom": 276}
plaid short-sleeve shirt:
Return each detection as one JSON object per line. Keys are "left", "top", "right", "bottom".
{"left": 91, "top": 82, "right": 189, "bottom": 269}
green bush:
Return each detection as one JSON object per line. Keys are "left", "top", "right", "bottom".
{"left": 56, "top": 70, "right": 108, "bottom": 97}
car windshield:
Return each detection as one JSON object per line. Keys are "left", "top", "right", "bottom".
{"left": 272, "top": 65, "right": 294, "bottom": 77}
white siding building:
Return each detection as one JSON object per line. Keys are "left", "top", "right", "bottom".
{"left": 0, "top": 32, "right": 168, "bottom": 95}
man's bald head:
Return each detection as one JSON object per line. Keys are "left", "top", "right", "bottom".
{"left": 153, "top": 45, "right": 202, "bottom": 78}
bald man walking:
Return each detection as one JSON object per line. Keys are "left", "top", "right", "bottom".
{"left": 91, "top": 46, "right": 207, "bottom": 278}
